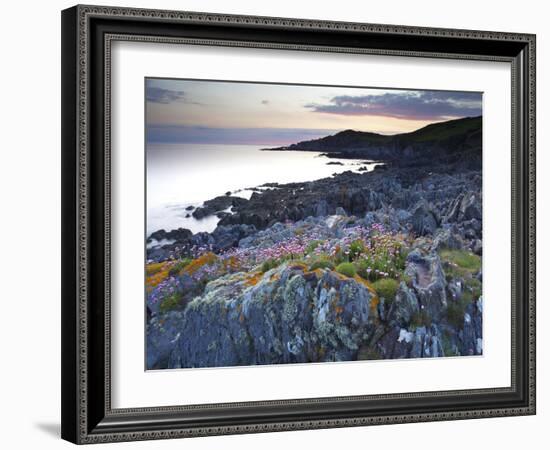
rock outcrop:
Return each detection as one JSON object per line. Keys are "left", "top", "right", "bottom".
{"left": 156, "top": 264, "right": 378, "bottom": 368}
{"left": 145, "top": 116, "right": 484, "bottom": 369}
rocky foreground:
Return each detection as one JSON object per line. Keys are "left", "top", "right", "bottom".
{"left": 146, "top": 156, "right": 483, "bottom": 369}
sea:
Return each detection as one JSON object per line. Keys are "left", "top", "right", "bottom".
{"left": 146, "top": 143, "right": 379, "bottom": 236}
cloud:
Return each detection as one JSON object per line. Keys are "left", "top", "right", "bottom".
{"left": 146, "top": 87, "right": 186, "bottom": 104}
{"left": 305, "top": 91, "right": 482, "bottom": 120}
{"left": 261, "top": 100, "right": 269, "bottom": 105}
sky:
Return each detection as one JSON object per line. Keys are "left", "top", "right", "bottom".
{"left": 146, "top": 78, "right": 482, "bottom": 146}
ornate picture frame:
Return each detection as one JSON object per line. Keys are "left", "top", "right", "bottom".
{"left": 61, "top": 5, "right": 536, "bottom": 444}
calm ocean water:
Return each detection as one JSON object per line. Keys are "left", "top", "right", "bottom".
{"left": 147, "top": 143, "right": 378, "bottom": 235}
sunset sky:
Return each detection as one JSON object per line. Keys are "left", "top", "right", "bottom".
{"left": 146, "top": 78, "right": 482, "bottom": 146}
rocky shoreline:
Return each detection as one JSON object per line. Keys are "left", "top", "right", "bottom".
{"left": 147, "top": 160, "right": 481, "bottom": 264}
{"left": 145, "top": 116, "right": 483, "bottom": 369}
{"left": 146, "top": 157, "right": 483, "bottom": 369}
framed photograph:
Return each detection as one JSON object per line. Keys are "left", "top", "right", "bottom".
{"left": 61, "top": 5, "right": 536, "bottom": 444}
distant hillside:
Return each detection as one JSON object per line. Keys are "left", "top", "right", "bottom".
{"left": 266, "top": 116, "right": 482, "bottom": 166}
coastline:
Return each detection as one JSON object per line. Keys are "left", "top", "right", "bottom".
{"left": 145, "top": 116, "right": 483, "bottom": 369}
{"left": 146, "top": 145, "right": 374, "bottom": 235}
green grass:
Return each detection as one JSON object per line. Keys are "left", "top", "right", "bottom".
{"left": 305, "top": 240, "right": 322, "bottom": 254}
{"left": 464, "top": 277, "right": 482, "bottom": 299}
{"left": 445, "top": 286, "right": 480, "bottom": 330}
{"left": 405, "top": 116, "right": 481, "bottom": 143}
{"left": 410, "top": 310, "right": 432, "bottom": 330}
{"left": 441, "top": 330, "right": 456, "bottom": 357}
{"left": 330, "top": 129, "right": 393, "bottom": 145}
{"left": 439, "top": 249, "right": 481, "bottom": 272}
{"left": 446, "top": 299, "right": 469, "bottom": 329}
{"left": 349, "top": 239, "right": 365, "bottom": 260}
{"left": 335, "top": 262, "right": 357, "bottom": 278}
{"left": 159, "top": 293, "right": 182, "bottom": 313}
{"left": 168, "top": 258, "right": 192, "bottom": 277}
{"left": 260, "top": 258, "right": 281, "bottom": 273}
{"left": 309, "top": 259, "right": 335, "bottom": 271}
{"left": 439, "top": 249, "right": 481, "bottom": 329}
{"left": 372, "top": 278, "right": 399, "bottom": 303}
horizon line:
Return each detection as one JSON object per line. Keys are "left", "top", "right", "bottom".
{"left": 146, "top": 115, "right": 481, "bottom": 146}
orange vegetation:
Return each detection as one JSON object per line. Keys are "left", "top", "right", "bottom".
{"left": 183, "top": 252, "right": 217, "bottom": 275}
{"left": 146, "top": 262, "right": 171, "bottom": 292}
{"left": 244, "top": 272, "right": 264, "bottom": 287}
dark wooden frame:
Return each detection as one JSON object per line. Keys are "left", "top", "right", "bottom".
{"left": 61, "top": 4, "right": 536, "bottom": 444}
